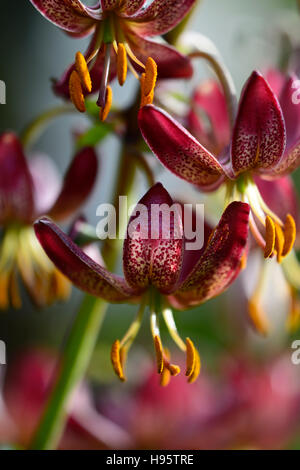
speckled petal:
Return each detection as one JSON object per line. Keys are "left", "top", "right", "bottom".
{"left": 34, "top": 218, "right": 138, "bottom": 302}
{"left": 138, "top": 105, "right": 225, "bottom": 190}
{"left": 188, "top": 79, "right": 230, "bottom": 155}
{"left": 123, "top": 183, "right": 184, "bottom": 294}
{"left": 279, "top": 75, "right": 300, "bottom": 150}
{"left": 231, "top": 71, "right": 286, "bottom": 176}
{"left": 125, "top": 32, "right": 193, "bottom": 79}
{"left": 29, "top": 0, "right": 100, "bottom": 36}
{"left": 0, "top": 132, "right": 34, "bottom": 224}
{"left": 172, "top": 201, "right": 250, "bottom": 307}
{"left": 121, "top": 0, "right": 147, "bottom": 15}
{"left": 47, "top": 147, "right": 98, "bottom": 221}
{"left": 128, "top": 0, "right": 196, "bottom": 37}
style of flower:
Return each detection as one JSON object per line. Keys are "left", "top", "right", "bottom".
{"left": 34, "top": 182, "right": 249, "bottom": 384}
{"left": 0, "top": 132, "right": 98, "bottom": 308}
{"left": 138, "top": 70, "right": 299, "bottom": 267}
{"left": 29, "top": 0, "right": 195, "bottom": 120}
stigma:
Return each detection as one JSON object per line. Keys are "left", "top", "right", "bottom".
{"left": 68, "top": 20, "right": 158, "bottom": 122}
{"left": 110, "top": 292, "right": 201, "bottom": 387}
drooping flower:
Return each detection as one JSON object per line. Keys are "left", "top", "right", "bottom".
{"left": 0, "top": 132, "right": 98, "bottom": 308}
{"left": 29, "top": 0, "right": 195, "bottom": 120}
{"left": 139, "top": 70, "right": 299, "bottom": 266}
{"left": 34, "top": 182, "right": 249, "bottom": 384}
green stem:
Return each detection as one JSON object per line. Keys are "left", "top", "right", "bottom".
{"left": 29, "top": 295, "right": 107, "bottom": 450}
{"left": 21, "top": 104, "right": 75, "bottom": 149}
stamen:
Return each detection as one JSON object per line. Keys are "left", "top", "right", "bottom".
{"left": 287, "top": 287, "right": 300, "bottom": 333}
{"left": 144, "top": 57, "right": 157, "bottom": 97}
{"left": 264, "top": 216, "right": 276, "bottom": 258}
{"left": 111, "top": 340, "right": 126, "bottom": 382}
{"left": 188, "top": 350, "right": 201, "bottom": 384}
{"left": 282, "top": 214, "right": 296, "bottom": 258}
{"left": 167, "top": 364, "right": 181, "bottom": 376}
{"left": 240, "top": 251, "right": 247, "bottom": 270}
{"left": 162, "top": 308, "right": 186, "bottom": 351}
{"left": 75, "top": 52, "right": 92, "bottom": 93}
{"left": 0, "top": 272, "right": 9, "bottom": 309}
{"left": 248, "top": 299, "right": 269, "bottom": 336}
{"left": 117, "top": 43, "right": 127, "bottom": 86}
{"left": 185, "top": 337, "right": 196, "bottom": 377}
{"left": 69, "top": 70, "right": 86, "bottom": 113}
{"left": 140, "top": 74, "right": 154, "bottom": 108}
{"left": 97, "top": 43, "right": 111, "bottom": 108}
{"left": 275, "top": 223, "right": 284, "bottom": 263}
{"left": 124, "top": 42, "right": 145, "bottom": 69}
{"left": 154, "top": 335, "right": 164, "bottom": 374}
{"left": 99, "top": 85, "right": 112, "bottom": 121}
{"left": 160, "top": 366, "right": 171, "bottom": 387}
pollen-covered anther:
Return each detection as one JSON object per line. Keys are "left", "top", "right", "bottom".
{"left": 274, "top": 223, "right": 284, "bottom": 263}
{"left": 99, "top": 86, "right": 112, "bottom": 121}
{"left": 248, "top": 299, "right": 269, "bottom": 336}
{"left": 144, "top": 57, "right": 157, "bottom": 97}
{"left": 282, "top": 214, "right": 296, "bottom": 258}
{"left": 140, "top": 73, "right": 154, "bottom": 108}
{"left": 154, "top": 335, "right": 164, "bottom": 374}
{"left": 240, "top": 251, "right": 247, "bottom": 270}
{"left": 185, "top": 337, "right": 196, "bottom": 377}
{"left": 167, "top": 363, "right": 181, "bottom": 376}
{"left": 75, "top": 51, "right": 92, "bottom": 93}
{"left": 264, "top": 215, "right": 276, "bottom": 259}
{"left": 111, "top": 340, "right": 126, "bottom": 382}
{"left": 160, "top": 366, "right": 171, "bottom": 387}
{"left": 117, "top": 43, "right": 127, "bottom": 86}
{"left": 69, "top": 70, "right": 86, "bottom": 113}
{"left": 188, "top": 350, "right": 201, "bottom": 384}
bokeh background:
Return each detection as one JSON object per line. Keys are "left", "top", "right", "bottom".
{"left": 1, "top": 0, "right": 300, "bottom": 449}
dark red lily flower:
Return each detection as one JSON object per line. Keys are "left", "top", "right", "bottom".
{"left": 139, "top": 70, "right": 299, "bottom": 266}
{"left": 0, "top": 132, "right": 98, "bottom": 308}
{"left": 34, "top": 182, "right": 249, "bottom": 384}
{"left": 29, "top": 0, "right": 195, "bottom": 119}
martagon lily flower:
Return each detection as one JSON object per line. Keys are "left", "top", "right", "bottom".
{"left": 0, "top": 132, "right": 98, "bottom": 308}
{"left": 29, "top": 0, "right": 195, "bottom": 120}
{"left": 34, "top": 183, "right": 250, "bottom": 384}
{"left": 138, "top": 70, "right": 299, "bottom": 267}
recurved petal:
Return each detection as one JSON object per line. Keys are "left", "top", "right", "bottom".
{"left": 188, "top": 79, "right": 230, "bottom": 155}
{"left": 46, "top": 147, "right": 98, "bottom": 221}
{"left": 120, "top": 0, "right": 147, "bottom": 15}
{"left": 125, "top": 32, "right": 193, "bottom": 79}
{"left": 0, "top": 132, "right": 34, "bottom": 224}
{"left": 123, "top": 183, "right": 184, "bottom": 294}
{"left": 29, "top": 0, "right": 100, "bottom": 36}
{"left": 28, "top": 153, "right": 62, "bottom": 216}
{"left": 173, "top": 201, "right": 250, "bottom": 307}
{"left": 231, "top": 71, "right": 286, "bottom": 176}
{"left": 279, "top": 75, "right": 300, "bottom": 149}
{"left": 128, "top": 0, "right": 196, "bottom": 37}
{"left": 138, "top": 105, "right": 225, "bottom": 190}
{"left": 34, "top": 217, "right": 138, "bottom": 302}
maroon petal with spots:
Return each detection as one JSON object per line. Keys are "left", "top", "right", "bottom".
{"left": 34, "top": 218, "right": 138, "bottom": 302}
{"left": 125, "top": 31, "right": 193, "bottom": 79}
{"left": 231, "top": 71, "right": 286, "bottom": 176}
{"left": 128, "top": 0, "right": 196, "bottom": 37}
{"left": 138, "top": 105, "right": 225, "bottom": 190}
{"left": 279, "top": 75, "right": 300, "bottom": 150}
{"left": 29, "top": 0, "right": 100, "bottom": 37}
{"left": 120, "top": 0, "right": 147, "bottom": 16}
{"left": 123, "top": 183, "right": 184, "bottom": 295}
{"left": 172, "top": 201, "right": 250, "bottom": 308}
{"left": 187, "top": 79, "right": 230, "bottom": 155}
{"left": 46, "top": 147, "right": 98, "bottom": 221}
{"left": 0, "top": 132, "right": 34, "bottom": 225}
